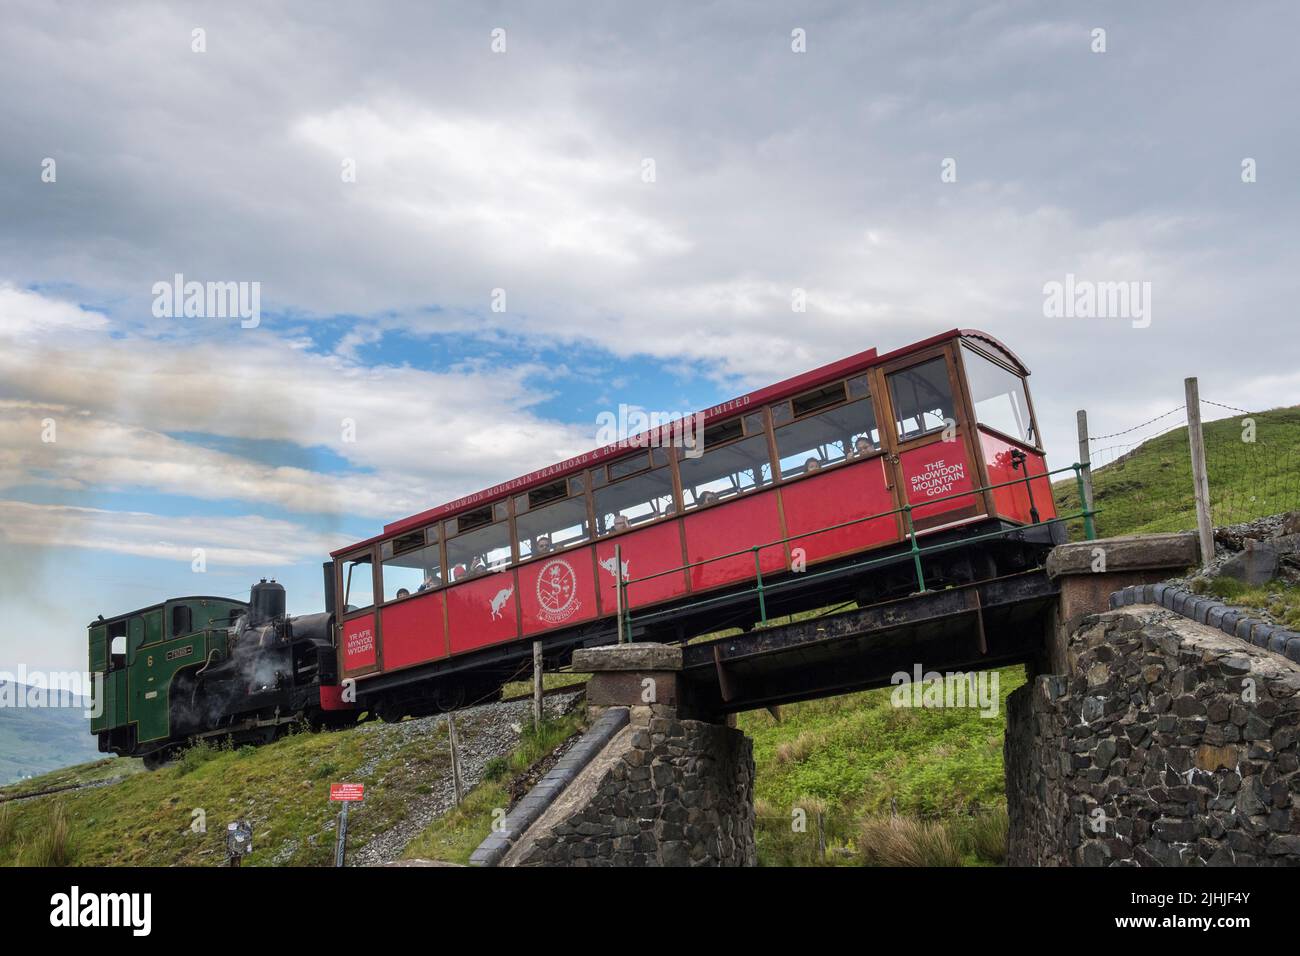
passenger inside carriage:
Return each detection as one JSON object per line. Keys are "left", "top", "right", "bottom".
{"left": 533, "top": 534, "right": 554, "bottom": 555}
{"left": 854, "top": 435, "right": 875, "bottom": 457}
{"left": 803, "top": 457, "right": 822, "bottom": 474}
{"left": 612, "top": 514, "right": 631, "bottom": 533}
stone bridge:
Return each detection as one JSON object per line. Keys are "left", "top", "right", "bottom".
{"left": 471, "top": 533, "right": 1300, "bottom": 867}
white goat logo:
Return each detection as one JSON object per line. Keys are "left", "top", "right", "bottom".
{"left": 598, "top": 555, "right": 629, "bottom": 582}
{"left": 489, "top": 586, "right": 514, "bottom": 620}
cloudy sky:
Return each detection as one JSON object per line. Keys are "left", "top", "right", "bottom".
{"left": 1, "top": 1, "right": 1297, "bottom": 673}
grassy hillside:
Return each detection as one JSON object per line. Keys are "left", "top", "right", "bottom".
{"left": 741, "top": 667, "right": 1021, "bottom": 865}
{"left": 1053, "top": 405, "right": 1300, "bottom": 538}
{"left": 0, "top": 711, "right": 483, "bottom": 866}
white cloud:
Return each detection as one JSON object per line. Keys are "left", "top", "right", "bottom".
{"left": 0, "top": 500, "right": 346, "bottom": 567}
{"left": 0, "top": 283, "right": 108, "bottom": 336}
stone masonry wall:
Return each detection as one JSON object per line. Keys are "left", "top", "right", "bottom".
{"left": 1006, "top": 605, "right": 1300, "bottom": 866}
{"left": 514, "top": 715, "right": 756, "bottom": 867}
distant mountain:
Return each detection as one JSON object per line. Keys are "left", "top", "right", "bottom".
{"left": 0, "top": 681, "right": 105, "bottom": 785}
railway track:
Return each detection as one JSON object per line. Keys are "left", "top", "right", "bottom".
{"left": 0, "top": 776, "right": 127, "bottom": 805}
{"left": 499, "top": 679, "right": 587, "bottom": 705}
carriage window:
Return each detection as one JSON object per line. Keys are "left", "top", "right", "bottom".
{"left": 518, "top": 494, "right": 591, "bottom": 559}
{"left": 679, "top": 432, "right": 772, "bottom": 510}
{"left": 170, "top": 604, "right": 192, "bottom": 638}
{"left": 888, "top": 357, "right": 956, "bottom": 441}
{"left": 847, "top": 374, "right": 870, "bottom": 399}
{"left": 792, "top": 383, "right": 845, "bottom": 417}
{"left": 963, "top": 346, "right": 1034, "bottom": 445}
{"left": 381, "top": 529, "right": 442, "bottom": 600}
{"left": 595, "top": 462, "right": 674, "bottom": 534}
{"left": 527, "top": 479, "right": 567, "bottom": 510}
{"left": 446, "top": 521, "right": 512, "bottom": 582}
{"left": 608, "top": 451, "right": 650, "bottom": 482}
{"left": 775, "top": 398, "right": 881, "bottom": 478}
{"left": 342, "top": 554, "right": 375, "bottom": 612}
{"left": 703, "top": 418, "right": 743, "bottom": 448}
{"left": 456, "top": 505, "right": 493, "bottom": 534}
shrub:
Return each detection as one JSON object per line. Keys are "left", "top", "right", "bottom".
{"left": 19, "top": 801, "right": 74, "bottom": 867}
{"left": 176, "top": 741, "right": 220, "bottom": 776}
{"left": 857, "top": 815, "right": 961, "bottom": 867}
{"left": 951, "top": 807, "right": 1008, "bottom": 864}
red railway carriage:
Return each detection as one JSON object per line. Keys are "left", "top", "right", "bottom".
{"left": 329, "top": 329, "right": 1061, "bottom": 718}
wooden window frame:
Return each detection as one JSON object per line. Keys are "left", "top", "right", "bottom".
{"left": 676, "top": 415, "right": 775, "bottom": 512}
{"left": 957, "top": 341, "right": 1044, "bottom": 454}
{"left": 771, "top": 383, "right": 886, "bottom": 485}
{"left": 592, "top": 447, "right": 676, "bottom": 538}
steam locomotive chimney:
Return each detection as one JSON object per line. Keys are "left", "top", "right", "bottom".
{"left": 248, "top": 578, "right": 286, "bottom": 627}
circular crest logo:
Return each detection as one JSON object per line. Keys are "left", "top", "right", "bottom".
{"left": 536, "top": 558, "right": 580, "bottom": 624}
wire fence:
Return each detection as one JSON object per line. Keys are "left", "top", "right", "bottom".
{"left": 1056, "top": 400, "right": 1300, "bottom": 540}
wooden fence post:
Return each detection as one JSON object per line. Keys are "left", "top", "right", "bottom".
{"left": 1184, "top": 377, "right": 1215, "bottom": 569}
{"left": 532, "top": 640, "right": 544, "bottom": 731}
{"left": 447, "top": 713, "right": 464, "bottom": 805}
{"left": 1076, "top": 409, "right": 1094, "bottom": 519}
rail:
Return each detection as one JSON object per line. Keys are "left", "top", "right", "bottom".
{"left": 614, "top": 461, "right": 1096, "bottom": 641}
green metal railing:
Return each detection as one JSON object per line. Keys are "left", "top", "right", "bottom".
{"left": 613, "top": 461, "right": 1096, "bottom": 642}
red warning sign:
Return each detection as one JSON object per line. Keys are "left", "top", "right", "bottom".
{"left": 330, "top": 783, "right": 365, "bottom": 802}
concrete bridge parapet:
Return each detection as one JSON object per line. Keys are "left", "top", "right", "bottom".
{"left": 1041, "top": 532, "right": 1200, "bottom": 674}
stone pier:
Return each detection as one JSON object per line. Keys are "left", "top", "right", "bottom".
{"left": 472, "top": 642, "right": 756, "bottom": 867}
{"left": 1008, "top": 531, "right": 1300, "bottom": 866}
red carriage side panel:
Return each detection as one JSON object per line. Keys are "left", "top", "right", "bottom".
{"left": 518, "top": 550, "right": 598, "bottom": 637}
{"left": 780, "top": 457, "right": 900, "bottom": 564}
{"left": 379, "top": 591, "right": 448, "bottom": 671}
{"left": 341, "top": 613, "right": 377, "bottom": 673}
{"left": 682, "top": 490, "right": 785, "bottom": 590}
{"left": 445, "top": 570, "right": 520, "bottom": 655}
{"left": 898, "top": 442, "right": 978, "bottom": 523}
{"left": 978, "top": 429, "right": 1057, "bottom": 525}
{"left": 595, "top": 521, "right": 689, "bottom": 612}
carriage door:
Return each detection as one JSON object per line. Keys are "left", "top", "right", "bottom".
{"left": 876, "top": 344, "right": 984, "bottom": 533}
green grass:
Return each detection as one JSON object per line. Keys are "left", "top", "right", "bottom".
{"left": 743, "top": 666, "right": 1024, "bottom": 865}
{"left": 1189, "top": 576, "right": 1300, "bottom": 629}
{"left": 1053, "top": 405, "right": 1300, "bottom": 539}
{"left": 0, "top": 717, "right": 485, "bottom": 867}
{"left": 401, "top": 712, "right": 585, "bottom": 864}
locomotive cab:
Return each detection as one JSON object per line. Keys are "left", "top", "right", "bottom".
{"left": 89, "top": 595, "right": 248, "bottom": 759}
{"left": 89, "top": 582, "right": 354, "bottom": 764}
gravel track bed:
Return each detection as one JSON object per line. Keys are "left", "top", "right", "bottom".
{"left": 349, "top": 692, "right": 581, "bottom": 866}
